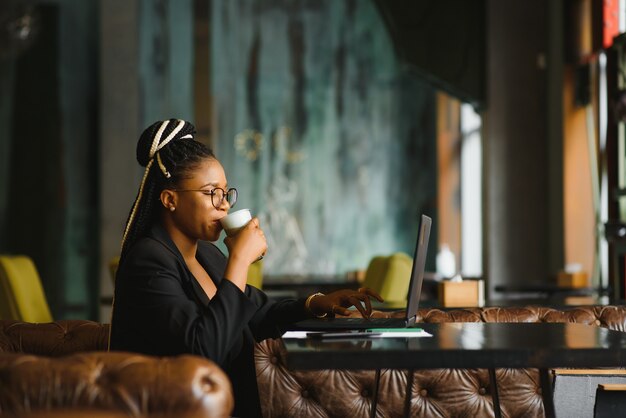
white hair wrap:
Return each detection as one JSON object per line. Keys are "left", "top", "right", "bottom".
{"left": 149, "top": 119, "right": 186, "bottom": 178}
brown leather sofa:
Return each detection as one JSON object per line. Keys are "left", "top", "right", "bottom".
{"left": 255, "top": 305, "right": 626, "bottom": 418}
{"left": 0, "top": 320, "right": 233, "bottom": 418}
{"left": 2, "top": 306, "right": 625, "bottom": 418}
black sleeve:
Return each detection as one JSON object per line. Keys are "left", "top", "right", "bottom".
{"left": 113, "top": 238, "right": 258, "bottom": 365}
{"left": 244, "top": 284, "right": 309, "bottom": 341}
{"left": 199, "top": 241, "right": 310, "bottom": 341}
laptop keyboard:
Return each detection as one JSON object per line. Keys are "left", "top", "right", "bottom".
{"left": 334, "top": 318, "right": 403, "bottom": 325}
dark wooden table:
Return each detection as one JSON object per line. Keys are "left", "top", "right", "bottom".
{"left": 282, "top": 322, "right": 626, "bottom": 418}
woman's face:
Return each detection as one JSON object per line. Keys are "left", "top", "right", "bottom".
{"left": 170, "top": 158, "right": 230, "bottom": 242}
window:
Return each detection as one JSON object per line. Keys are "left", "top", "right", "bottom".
{"left": 437, "top": 93, "right": 482, "bottom": 278}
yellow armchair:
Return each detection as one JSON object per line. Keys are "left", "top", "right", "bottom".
{"left": 247, "top": 260, "right": 263, "bottom": 290}
{"left": 362, "top": 252, "right": 412, "bottom": 303}
{"left": 0, "top": 255, "right": 53, "bottom": 322}
{"left": 109, "top": 255, "right": 120, "bottom": 284}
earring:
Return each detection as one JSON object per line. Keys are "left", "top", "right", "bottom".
{"left": 170, "top": 206, "right": 175, "bottom": 212}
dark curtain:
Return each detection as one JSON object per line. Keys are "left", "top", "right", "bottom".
{"left": 0, "top": 2, "right": 99, "bottom": 320}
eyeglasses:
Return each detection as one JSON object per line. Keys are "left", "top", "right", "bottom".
{"left": 173, "top": 187, "right": 238, "bottom": 209}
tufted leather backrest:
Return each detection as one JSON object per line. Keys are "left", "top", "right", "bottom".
{"left": 414, "top": 306, "right": 626, "bottom": 330}
{"left": 0, "top": 319, "right": 109, "bottom": 355}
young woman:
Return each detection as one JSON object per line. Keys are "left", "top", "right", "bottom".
{"left": 109, "top": 119, "right": 382, "bottom": 417}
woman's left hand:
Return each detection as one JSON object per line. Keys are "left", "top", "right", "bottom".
{"left": 308, "top": 287, "right": 384, "bottom": 318}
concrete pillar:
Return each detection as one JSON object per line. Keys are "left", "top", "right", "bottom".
{"left": 485, "top": 0, "right": 553, "bottom": 296}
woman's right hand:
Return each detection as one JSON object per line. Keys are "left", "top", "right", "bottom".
{"left": 223, "top": 218, "right": 267, "bottom": 290}
{"left": 224, "top": 217, "right": 267, "bottom": 264}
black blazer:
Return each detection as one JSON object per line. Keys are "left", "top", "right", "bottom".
{"left": 110, "top": 224, "right": 307, "bottom": 417}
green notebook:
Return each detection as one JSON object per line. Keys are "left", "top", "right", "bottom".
{"left": 366, "top": 328, "right": 424, "bottom": 333}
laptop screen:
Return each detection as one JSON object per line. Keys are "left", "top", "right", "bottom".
{"left": 405, "top": 214, "right": 432, "bottom": 323}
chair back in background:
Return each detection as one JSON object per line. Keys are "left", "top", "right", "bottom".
{"left": 108, "top": 256, "right": 120, "bottom": 284}
{"left": 0, "top": 255, "right": 53, "bottom": 322}
{"left": 362, "top": 252, "right": 412, "bottom": 303}
{"left": 248, "top": 260, "right": 263, "bottom": 289}
{"left": 552, "top": 369, "right": 626, "bottom": 418}
{"left": 594, "top": 383, "right": 626, "bottom": 417}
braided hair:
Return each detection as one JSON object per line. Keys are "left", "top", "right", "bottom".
{"left": 120, "top": 119, "right": 215, "bottom": 259}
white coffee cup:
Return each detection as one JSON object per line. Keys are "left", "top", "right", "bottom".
{"left": 220, "top": 208, "right": 252, "bottom": 236}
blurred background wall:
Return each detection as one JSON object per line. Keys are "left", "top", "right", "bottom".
{"left": 0, "top": 0, "right": 615, "bottom": 320}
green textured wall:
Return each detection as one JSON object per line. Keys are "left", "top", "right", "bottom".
{"left": 139, "top": 0, "right": 194, "bottom": 124}
{"left": 210, "top": 0, "right": 437, "bottom": 275}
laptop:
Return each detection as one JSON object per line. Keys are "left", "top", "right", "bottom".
{"left": 294, "top": 214, "right": 432, "bottom": 330}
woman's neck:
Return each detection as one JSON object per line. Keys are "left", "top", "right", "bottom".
{"left": 161, "top": 219, "right": 198, "bottom": 261}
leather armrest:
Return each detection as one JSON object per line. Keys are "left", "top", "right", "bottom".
{"left": 0, "top": 351, "right": 233, "bottom": 418}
